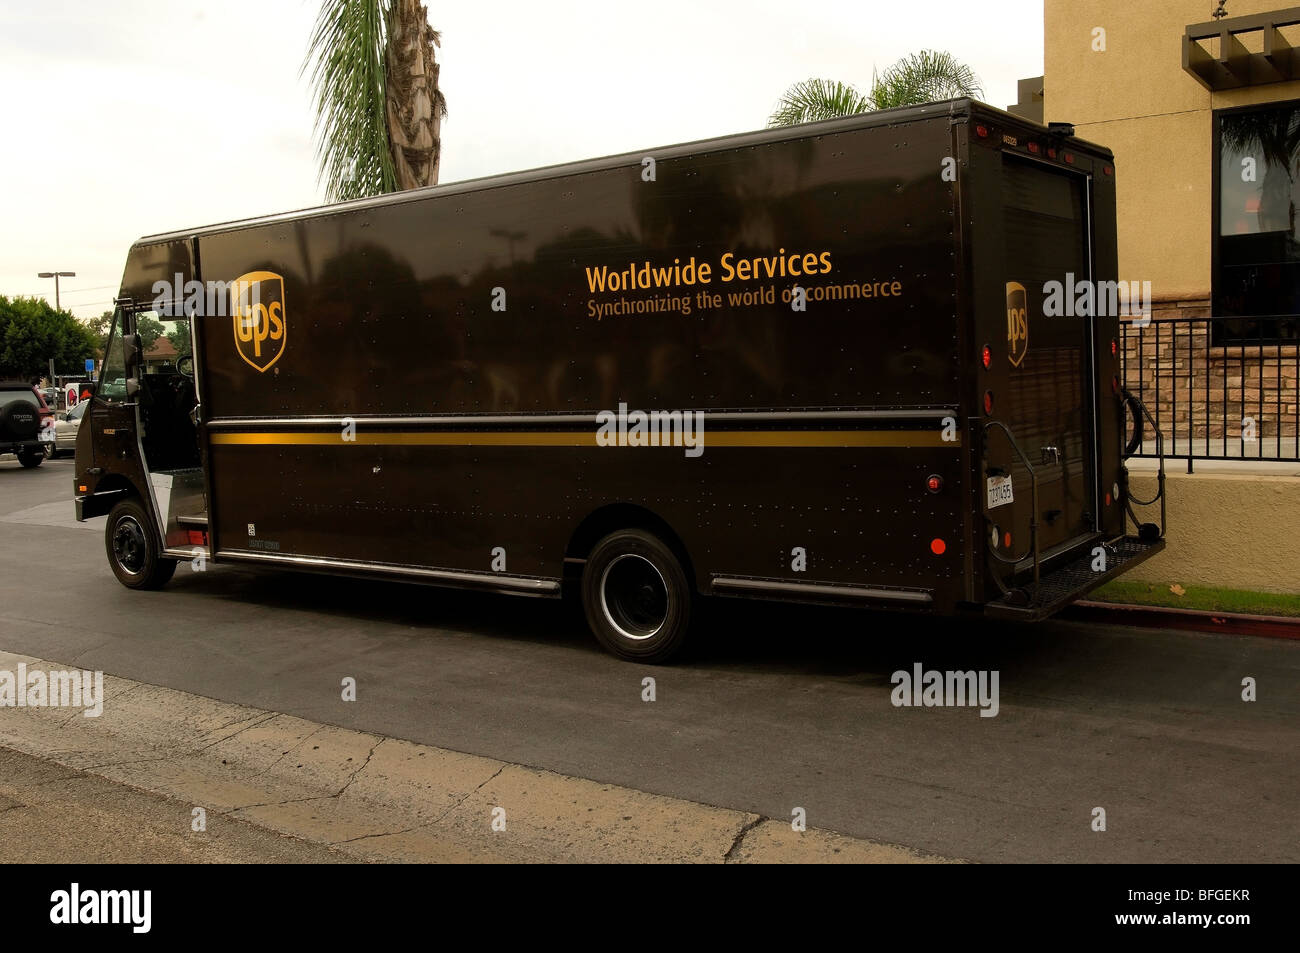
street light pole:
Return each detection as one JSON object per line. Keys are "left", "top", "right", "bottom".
{"left": 37, "top": 271, "right": 76, "bottom": 311}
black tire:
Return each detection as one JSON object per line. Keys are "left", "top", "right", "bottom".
{"left": 105, "top": 498, "right": 176, "bottom": 590}
{"left": 17, "top": 449, "right": 43, "bottom": 468}
{"left": 581, "top": 528, "right": 691, "bottom": 663}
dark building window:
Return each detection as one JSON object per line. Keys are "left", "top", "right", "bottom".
{"left": 1214, "top": 100, "right": 1300, "bottom": 345}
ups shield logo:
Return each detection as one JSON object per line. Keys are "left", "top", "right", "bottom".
{"left": 232, "top": 271, "right": 287, "bottom": 372}
{"left": 1005, "top": 281, "right": 1028, "bottom": 367}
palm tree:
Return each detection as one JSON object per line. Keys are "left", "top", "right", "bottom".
{"left": 304, "top": 0, "right": 448, "bottom": 202}
{"left": 769, "top": 50, "right": 981, "bottom": 127}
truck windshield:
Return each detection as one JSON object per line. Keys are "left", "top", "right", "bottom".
{"left": 98, "top": 309, "right": 128, "bottom": 402}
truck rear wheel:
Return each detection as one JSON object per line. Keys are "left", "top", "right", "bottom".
{"left": 581, "top": 529, "right": 691, "bottom": 663}
{"left": 105, "top": 498, "right": 176, "bottom": 590}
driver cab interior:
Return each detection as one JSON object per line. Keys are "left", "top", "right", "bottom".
{"left": 119, "top": 307, "right": 202, "bottom": 474}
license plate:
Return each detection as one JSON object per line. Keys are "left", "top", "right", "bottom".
{"left": 987, "top": 475, "right": 1014, "bottom": 509}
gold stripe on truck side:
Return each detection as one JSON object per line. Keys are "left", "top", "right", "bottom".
{"left": 208, "top": 430, "right": 957, "bottom": 448}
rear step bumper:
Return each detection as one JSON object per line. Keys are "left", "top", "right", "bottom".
{"left": 985, "top": 535, "right": 1166, "bottom": 621}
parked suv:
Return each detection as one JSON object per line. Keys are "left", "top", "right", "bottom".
{"left": 0, "top": 382, "right": 53, "bottom": 467}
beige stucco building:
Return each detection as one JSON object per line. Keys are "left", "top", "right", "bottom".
{"left": 1021, "top": 1, "right": 1300, "bottom": 453}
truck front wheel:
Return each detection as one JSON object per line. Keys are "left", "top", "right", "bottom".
{"left": 581, "top": 529, "right": 691, "bottom": 663}
{"left": 105, "top": 498, "right": 177, "bottom": 590}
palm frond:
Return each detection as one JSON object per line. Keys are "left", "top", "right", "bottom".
{"left": 303, "top": 0, "right": 397, "bottom": 202}
{"left": 768, "top": 78, "right": 872, "bottom": 127}
{"left": 869, "top": 50, "right": 982, "bottom": 109}
{"left": 1221, "top": 110, "right": 1300, "bottom": 176}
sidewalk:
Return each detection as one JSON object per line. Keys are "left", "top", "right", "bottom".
{"left": 0, "top": 746, "right": 344, "bottom": 864}
{"left": 0, "top": 650, "right": 952, "bottom": 864}
{"left": 1126, "top": 456, "right": 1300, "bottom": 476}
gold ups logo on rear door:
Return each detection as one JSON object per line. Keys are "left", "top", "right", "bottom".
{"left": 1006, "top": 281, "right": 1028, "bottom": 367}
{"left": 232, "top": 271, "right": 286, "bottom": 372}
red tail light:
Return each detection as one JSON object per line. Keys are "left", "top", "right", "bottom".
{"left": 930, "top": 538, "right": 947, "bottom": 555}
{"left": 983, "top": 390, "right": 994, "bottom": 415}
{"left": 926, "top": 475, "right": 943, "bottom": 493}
{"left": 981, "top": 344, "right": 991, "bottom": 369}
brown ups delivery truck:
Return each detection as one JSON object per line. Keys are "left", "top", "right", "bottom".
{"left": 76, "top": 98, "right": 1167, "bottom": 662}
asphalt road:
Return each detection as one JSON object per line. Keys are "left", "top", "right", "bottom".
{"left": 2, "top": 455, "right": 1297, "bottom": 862}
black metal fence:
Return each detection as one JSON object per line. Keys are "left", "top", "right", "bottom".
{"left": 1120, "top": 316, "right": 1299, "bottom": 471}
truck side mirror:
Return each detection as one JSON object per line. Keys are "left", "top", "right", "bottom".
{"left": 121, "top": 333, "right": 141, "bottom": 368}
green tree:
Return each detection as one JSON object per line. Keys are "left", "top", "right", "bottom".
{"left": 769, "top": 50, "right": 982, "bottom": 126}
{"left": 0, "top": 296, "right": 99, "bottom": 379}
{"left": 304, "top": 0, "right": 447, "bottom": 202}
{"left": 135, "top": 313, "right": 164, "bottom": 353}
{"left": 87, "top": 308, "right": 170, "bottom": 357}
{"left": 166, "top": 323, "right": 191, "bottom": 357}
{"left": 88, "top": 310, "right": 114, "bottom": 352}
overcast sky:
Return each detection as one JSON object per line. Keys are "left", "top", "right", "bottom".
{"left": 0, "top": 0, "right": 1043, "bottom": 319}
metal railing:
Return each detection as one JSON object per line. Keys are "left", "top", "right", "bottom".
{"left": 1120, "top": 316, "right": 1300, "bottom": 471}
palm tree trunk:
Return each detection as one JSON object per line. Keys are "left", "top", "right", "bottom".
{"left": 385, "top": 0, "right": 446, "bottom": 189}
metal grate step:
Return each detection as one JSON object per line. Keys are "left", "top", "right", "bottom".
{"left": 987, "top": 535, "right": 1165, "bottom": 621}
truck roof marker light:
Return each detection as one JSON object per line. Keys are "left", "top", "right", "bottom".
{"left": 1064, "top": 152, "right": 1075, "bottom": 164}
{"left": 975, "top": 124, "right": 989, "bottom": 138}
{"left": 927, "top": 474, "right": 943, "bottom": 493}
{"left": 1103, "top": 165, "right": 1114, "bottom": 176}
{"left": 1047, "top": 147, "right": 1058, "bottom": 160}
{"left": 930, "top": 538, "right": 947, "bottom": 555}
{"left": 1027, "top": 142, "right": 1040, "bottom": 154}
{"left": 983, "top": 390, "right": 994, "bottom": 415}
{"left": 981, "top": 344, "right": 991, "bottom": 369}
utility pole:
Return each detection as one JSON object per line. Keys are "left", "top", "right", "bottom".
{"left": 37, "top": 271, "right": 76, "bottom": 311}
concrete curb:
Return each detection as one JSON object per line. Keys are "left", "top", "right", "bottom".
{"left": 1069, "top": 601, "right": 1300, "bottom": 640}
{"left": 0, "top": 650, "right": 953, "bottom": 864}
